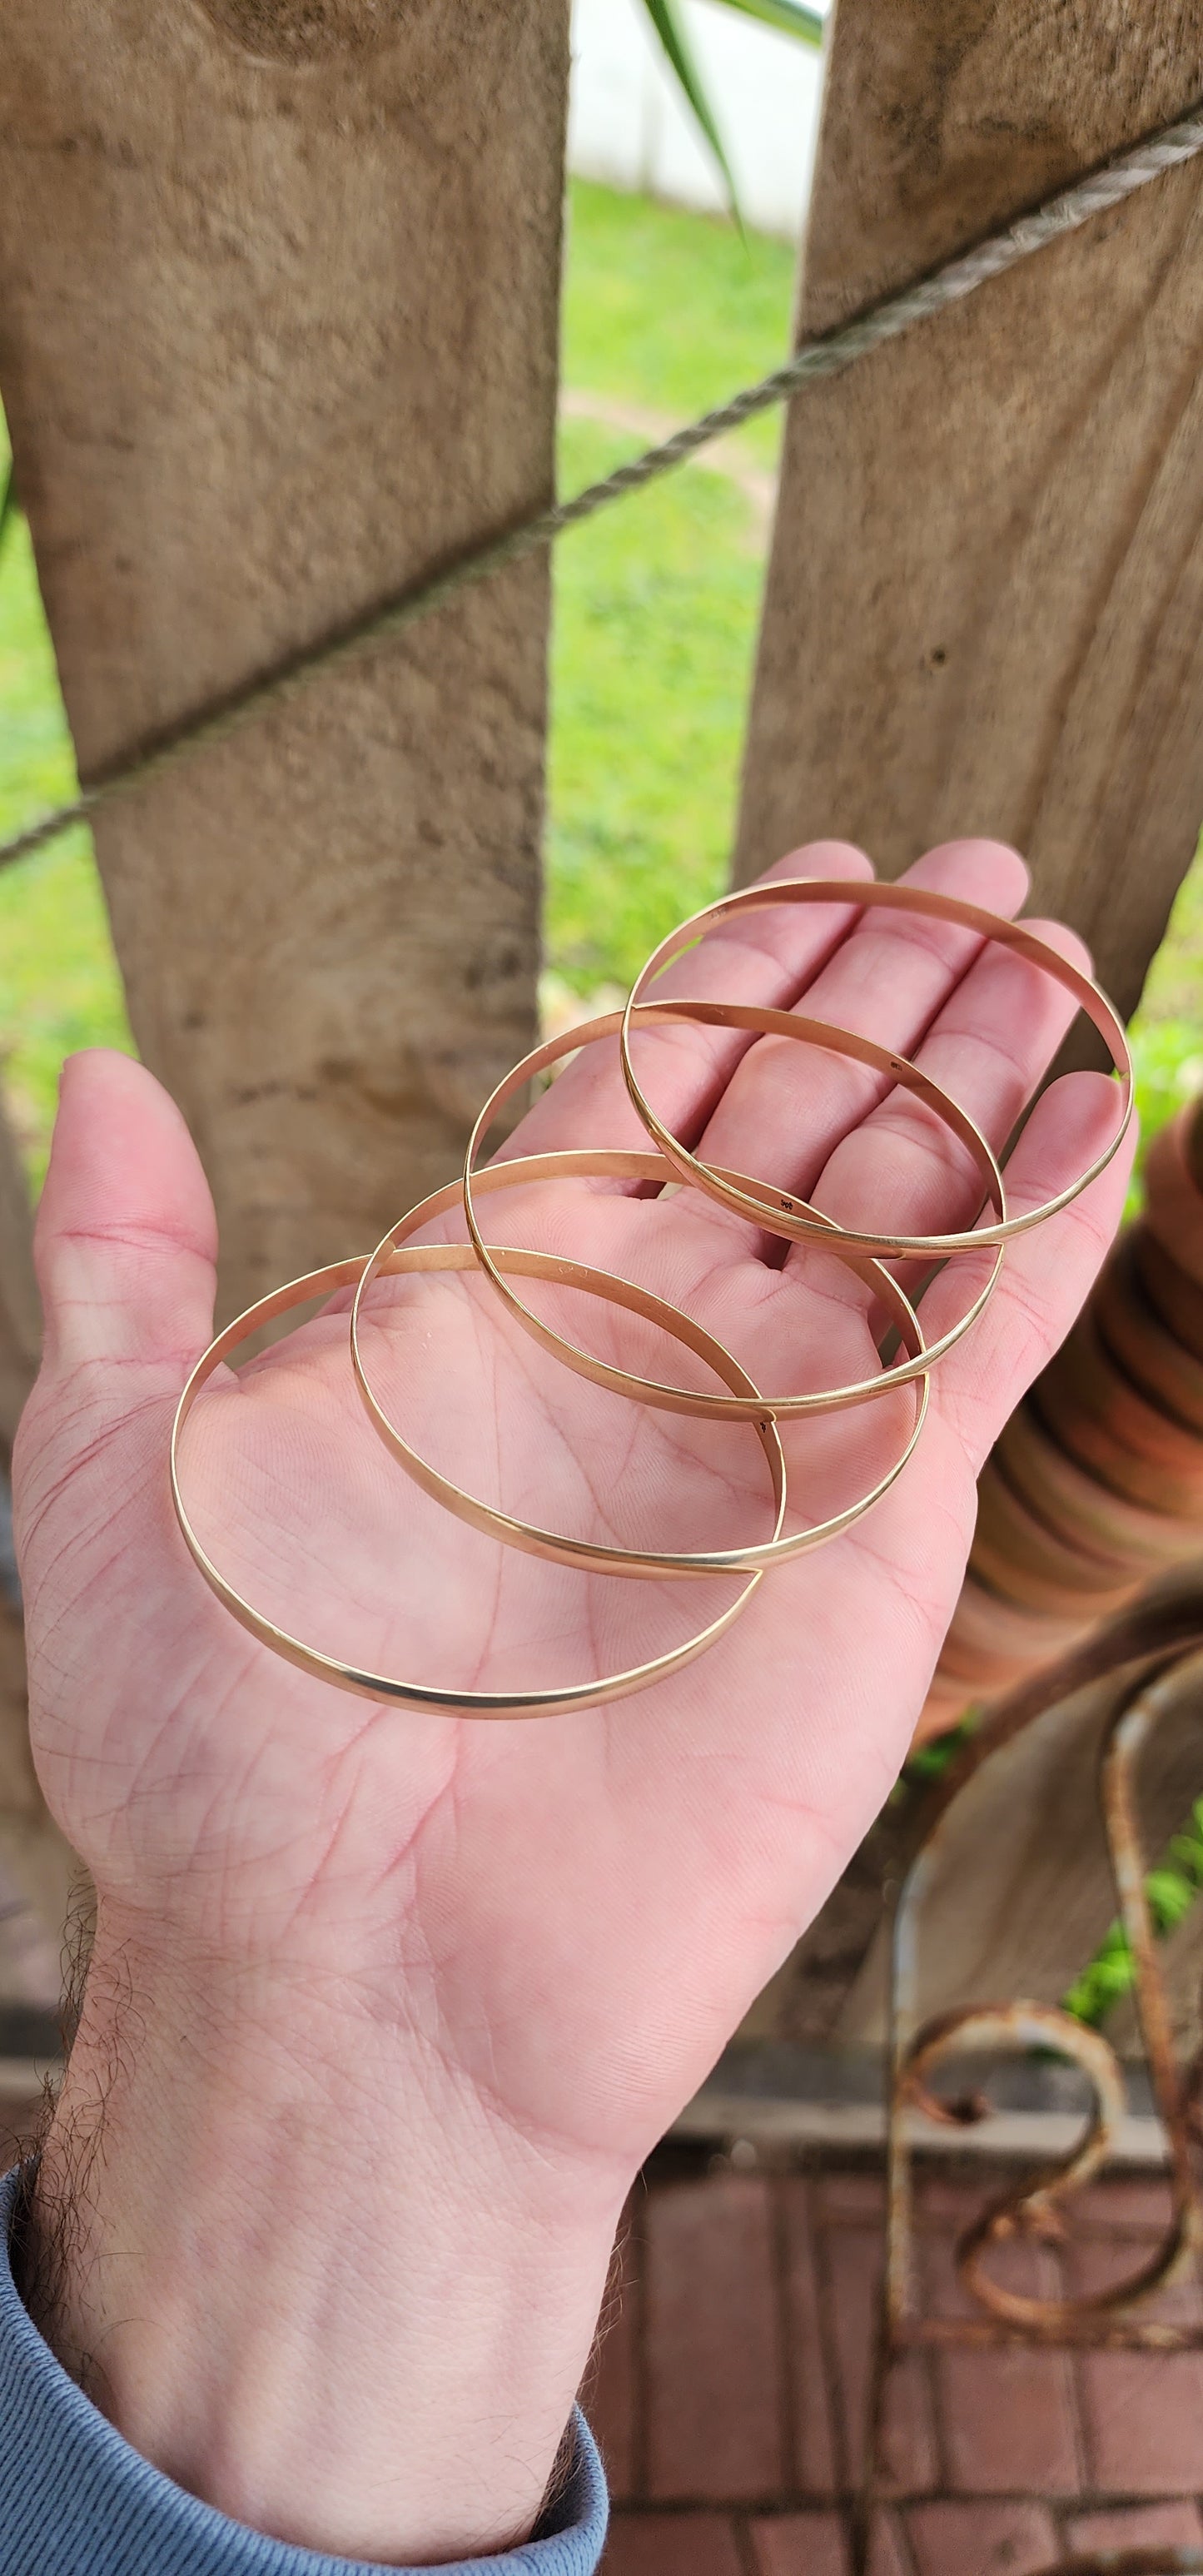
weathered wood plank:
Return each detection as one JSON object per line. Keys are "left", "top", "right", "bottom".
{"left": 737, "top": 1, "right": 1203, "bottom": 1015}
{"left": 0, "top": 0, "right": 569, "bottom": 1314}
{"left": 839, "top": 1607, "right": 1203, "bottom": 2050}
{"left": 840, "top": 1646, "right": 1203, "bottom": 2046}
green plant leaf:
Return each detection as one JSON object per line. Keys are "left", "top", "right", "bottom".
{"left": 1147, "top": 1875, "right": 1194, "bottom": 1936}
{"left": 1065, "top": 1799, "right": 1203, "bottom": 2028}
{"left": 638, "top": 0, "right": 825, "bottom": 227}
{"left": 709, "top": 0, "right": 824, "bottom": 41}
{"left": 639, "top": 0, "right": 743, "bottom": 223}
{"left": 0, "top": 465, "right": 13, "bottom": 559}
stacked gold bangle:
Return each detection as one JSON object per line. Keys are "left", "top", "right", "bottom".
{"left": 172, "top": 878, "right": 1131, "bottom": 1717}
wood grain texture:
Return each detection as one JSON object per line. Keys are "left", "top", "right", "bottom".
{"left": 0, "top": 0, "right": 569, "bottom": 1314}
{"left": 736, "top": 1, "right": 1203, "bottom": 1014}
{"left": 840, "top": 1641, "right": 1203, "bottom": 2043}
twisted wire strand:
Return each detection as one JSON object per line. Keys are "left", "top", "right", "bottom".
{"left": 6, "top": 97, "right": 1203, "bottom": 873}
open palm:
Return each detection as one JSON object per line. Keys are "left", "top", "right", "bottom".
{"left": 14, "top": 838, "right": 1130, "bottom": 2185}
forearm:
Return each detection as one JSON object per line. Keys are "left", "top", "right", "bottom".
{"left": 19, "top": 1909, "right": 624, "bottom": 2567}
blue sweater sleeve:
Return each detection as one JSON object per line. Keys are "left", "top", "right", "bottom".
{"left": 0, "top": 2167, "right": 608, "bottom": 2576}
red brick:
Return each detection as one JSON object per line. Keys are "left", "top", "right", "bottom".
{"left": 922, "top": 2211, "right": 1059, "bottom": 2329}
{"left": 922, "top": 2230, "right": 1081, "bottom": 2495}
{"left": 913, "top": 2174, "right": 993, "bottom": 2229}
{"left": 819, "top": 2170, "right": 887, "bottom": 2224}
{"left": 902, "top": 2500, "right": 1059, "bottom": 2575}
{"left": 1061, "top": 2226, "right": 1203, "bottom": 2329}
{"left": 1076, "top": 2343, "right": 1203, "bottom": 2492}
{"left": 645, "top": 2176, "right": 785, "bottom": 2502}
{"left": 589, "top": 2215, "right": 640, "bottom": 2504}
{"left": 782, "top": 2180, "right": 839, "bottom": 2498}
{"left": 867, "top": 2514, "right": 910, "bottom": 2576}
{"left": 604, "top": 2512, "right": 745, "bottom": 2575}
{"left": 1067, "top": 2235, "right": 1203, "bottom": 2492}
{"left": 1066, "top": 2501, "right": 1203, "bottom": 2553}
{"left": 749, "top": 2510, "right": 849, "bottom": 2574}
{"left": 823, "top": 2224, "right": 938, "bottom": 2494}
{"left": 1069, "top": 2177, "right": 1176, "bottom": 2235}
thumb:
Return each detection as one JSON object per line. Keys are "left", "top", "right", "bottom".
{"left": 34, "top": 1051, "right": 217, "bottom": 1375}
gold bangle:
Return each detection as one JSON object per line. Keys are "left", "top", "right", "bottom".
{"left": 168, "top": 873, "right": 1128, "bottom": 1721}
{"left": 619, "top": 880, "right": 1131, "bottom": 1258}
{"left": 171, "top": 1243, "right": 776, "bottom": 1716}
{"left": 461, "top": 1001, "right": 1000, "bottom": 1417}
{"left": 351, "top": 1152, "right": 927, "bottom": 1574}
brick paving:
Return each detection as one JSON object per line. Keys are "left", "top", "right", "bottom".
{"left": 4, "top": 2092, "right": 1202, "bottom": 2566}
{"left": 596, "top": 2159, "right": 1203, "bottom": 2571}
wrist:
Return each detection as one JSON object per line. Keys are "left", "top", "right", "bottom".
{"left": 22, "top": 1910, "right": 625, "bottom": 2565}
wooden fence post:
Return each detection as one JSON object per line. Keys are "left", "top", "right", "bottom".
{"left": 737, "top": 1, "right": 1203, "bottom": 1015}
{"left": 0, "top": 0, "right": 569, "bottom": 1315}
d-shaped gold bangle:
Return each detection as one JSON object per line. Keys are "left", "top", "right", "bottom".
{"left": 172, "top": 1232, "right": 780, "bottom": 1716}
{"left": 619, "top": 880, "right": 1131, "bottom": 1259}
{"left": 460, "top": 1000, "right": 999, "bottom": 1419}
{"left": 351, "top": 1151, "right": 927, "bottom": 1575}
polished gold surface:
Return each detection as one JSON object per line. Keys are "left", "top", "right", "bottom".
{"left": 620, "top": 881, "right": 1131, "bottom": 1258}
{"left": 171, "top": 1235, "right": 775, "bottom": 1717}
{"left": 171, "top": 873, "right": 1130, "bottom": 1716}
{"left": 351, "top": 1151, "right": 927, "bottom": 1571}
{"left": 463, "top": 1000, "right": 1000, "bottom": 1417}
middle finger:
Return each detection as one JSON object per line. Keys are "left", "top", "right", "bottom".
{"left": 686, "top": 838, "right": 1030, "bottom": 1221}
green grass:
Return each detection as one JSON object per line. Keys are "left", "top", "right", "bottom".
{"left": 1128, "top": 849, "right": 1203, "bottom": 1187}
{"left": 548, "top": 417, "right": 766, "bottom": 988}
{"left": 549, "top": 179, "right": 794, "bottom": 989}
{"left": 562, "top": 178, "right": 795, "bottom": 465}
{"left": 0, "top": 504, "right": 132, "bottom": 1181}
{"left": 0, "top": 178, "right": 794, "bottom": 1176}
{"left": 0, "top": 173, "right": 1198, "bottom": 1187}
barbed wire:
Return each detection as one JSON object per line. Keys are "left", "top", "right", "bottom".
{"left": 5, "top": 94, "right": 1203, "bottom": 873}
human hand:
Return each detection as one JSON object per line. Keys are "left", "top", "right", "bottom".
{"left": 13, "top": 838, "right": 1131, "bottom": 2562}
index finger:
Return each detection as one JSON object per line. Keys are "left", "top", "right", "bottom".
{"left": 498, "top": 841, "right": 874, "bottom": 1164}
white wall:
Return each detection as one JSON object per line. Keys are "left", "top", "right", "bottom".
{"left": 568, "top": 0, "right": 828, "bottom": 241}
